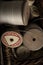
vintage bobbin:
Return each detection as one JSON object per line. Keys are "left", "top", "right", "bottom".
{"left": 16, "top": 46, "right": 30, "bottom": 61}
{"left": 0, "top": 24, "right": 23, "bottom": 48}
{"left": 16, "top": 46, "right": 29, "bottom": 55}
{"left": 23, "top": 24, "right": 43, "bottom": 51}
{"left": 31, "top": 5, "right": 39, "bottom": 17}
{"left": 0, "top": 1, "right": 30, "bottom": 25}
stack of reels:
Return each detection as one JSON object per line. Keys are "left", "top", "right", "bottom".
{"left": 0, "top": 0, "right": 43, "bottom": 65}
{"left": 0, "top": 19, "right": 43, "bottom": 64}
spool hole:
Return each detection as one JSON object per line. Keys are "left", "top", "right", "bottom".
{"left": 33, "top": 38, "right": 36, "bottom": 41}
{"left": 10, "top": 38, "right": 14, "bottom": 42}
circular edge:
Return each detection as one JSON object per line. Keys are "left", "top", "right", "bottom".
{"left": 1, "top": 31, "right": 23, "bottom": 48}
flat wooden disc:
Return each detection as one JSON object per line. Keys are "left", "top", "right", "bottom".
{"left": 23, "top": 29, "right": 43, "bottom": 51}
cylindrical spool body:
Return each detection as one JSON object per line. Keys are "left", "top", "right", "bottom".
{"left": 0, "top": 1, "right": 30, "bottom": 25}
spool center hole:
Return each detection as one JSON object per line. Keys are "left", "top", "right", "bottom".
{"left": 33, "top": 38, "right": 36, "bottom": 41}
{"left": 10, "top": 38, "right": 14, "bottom": 42}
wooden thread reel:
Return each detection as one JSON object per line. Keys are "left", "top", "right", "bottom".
{"left": 23, "top": 24, "right": 43, "bottom": 51}
{"left": 31, "top": 5, "right": 39, "bottom": 18}
{"left": 0, "top": 1, "right": 30, "bottom": 26}
{"left": 0, "top": 24, "right": 23, "bottom": 48}
{"left": 4, "top": 47, "right": 17, "bottom": 65}
{"left": 1, "top": 31, "right": 23, "bottom": 48}
{"left": 16, "top": 46, "right": 30, "bottom": 61}
{"left": 5, "top": 48, "right": 11, "bottom": 65}
{"left": 2, "top": 47, "right": 12, "bottom": 65}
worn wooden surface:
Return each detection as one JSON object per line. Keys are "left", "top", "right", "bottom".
{"left": 0, "top": 0, "right": 43, "bottom": 65}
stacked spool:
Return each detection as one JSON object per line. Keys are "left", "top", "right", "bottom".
{"left": 0, "top": 23, "right": 43, "bottom": 62}
{"left": 0, "top": 0, "right": 43, "bottom": 64}
{"left": 0, "top": 1, "right": 30, "bottom": 25}
{"left": 23, "top": 24, "right": 43, "bottom": 51}
{"left": 0, "top": 24, "right": 23, "bottom": 48}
